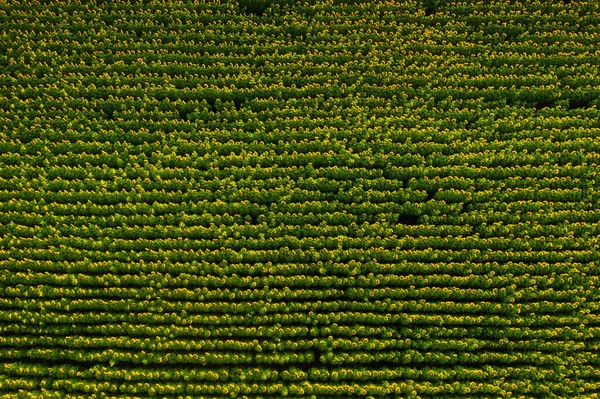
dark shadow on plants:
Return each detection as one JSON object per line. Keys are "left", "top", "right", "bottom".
{"left": 398, "top": 214, "right": 420, "bottom": 226}
{"left": 425, "top": 189, "right": 437, "bottom": 202}
{"left": 238, "top": 0, "right": 272, "bottom": 17}
{"left": 313, "top": 348, "right": 322, "bottom": 364}
{"left": 177, "top": 109, "right": 190, "bottom": 121}
{"left": 398, "top": 177, "right": 409, "bottom": 188}
{"left": 534, "top": 98, "right": 556, "bottom": 111}
{"left": 568, "top": 96, "right": 593, "bottom": 110}
{"left": 232, "top": 98, "right": 245, "bottom": 111}
{"left": 422, "top": 0, "right": 440, "bottom": 16}
{"left": 460, "top": 200, "right": 472, "bottom": 214}
{"left": 200, "top": 98, "right": 217, "bottom": 113}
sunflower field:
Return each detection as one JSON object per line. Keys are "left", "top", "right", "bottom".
{"left": 1, "top": 0, "right": 600, "bottom": 398}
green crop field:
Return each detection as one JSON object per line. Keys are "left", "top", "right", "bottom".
{"left": 1, "top": 0, "right": 600, "bottom": 398}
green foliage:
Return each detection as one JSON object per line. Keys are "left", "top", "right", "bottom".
{"left": 0, "top": 0, "right": 599, "bottom": 397}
